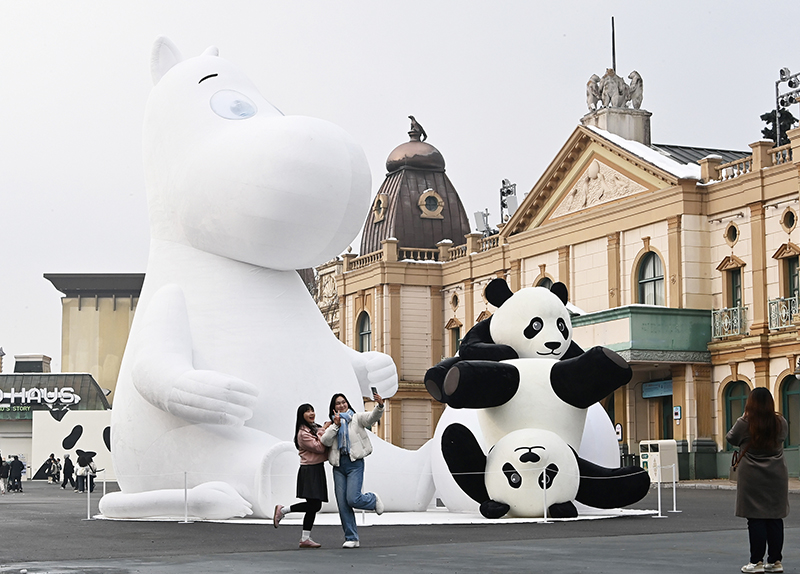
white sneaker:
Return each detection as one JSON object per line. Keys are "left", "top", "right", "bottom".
{"left": 342, "top": 540, "right": 360, "bottom": 548}
{"left": 742, "top": 562, "right": 764, "bottom": 573}
{"left": 374, "top": 493, "right": 384, "bottom": 515}
{"left": 765, "top": 561, "right": 783, "bottom": 573}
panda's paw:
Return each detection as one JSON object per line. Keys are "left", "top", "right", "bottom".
{"left": 547, "top": 500, "right": 578, "bottom": 518}
{"left": 480, "top": 499, "right": 510, "bottom": 519}
{"left": 443, "top": 365, "right": 461, "bottom": 398}
{"left": 601, "top": 347, "right": 630, "bottom": 370}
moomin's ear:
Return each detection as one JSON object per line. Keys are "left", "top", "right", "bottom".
{"left": 150, "top": 36, "right": 184, "bottom": 85}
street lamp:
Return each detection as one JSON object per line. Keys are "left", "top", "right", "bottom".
{"left": 775, "top": 67, "right": 800, "bottom": 146}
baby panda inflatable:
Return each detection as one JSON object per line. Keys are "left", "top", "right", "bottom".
{"left": 426, "top": 279, "right": 649, "bottom": 518}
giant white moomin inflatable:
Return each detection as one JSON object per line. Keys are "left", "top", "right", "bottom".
{"left": 99, "top": 37, "right": 435, "bottom": 519}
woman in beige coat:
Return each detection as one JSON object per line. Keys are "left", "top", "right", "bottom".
{"left": 726, "top": 387, "right": 789, "bottom": 573}
{"left": 321, "top": 392, "right": 384, "bottom": 548}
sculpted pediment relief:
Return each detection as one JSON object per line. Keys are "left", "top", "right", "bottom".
{"left": 550, "top": 159, "right": 648, "bottom": 219}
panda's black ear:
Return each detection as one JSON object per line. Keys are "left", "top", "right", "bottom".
{"left": 551, "top": 282, "right": 569, "bottom": 305}
{"left": 485, "top": 278, "right": 513, "bottom": 307}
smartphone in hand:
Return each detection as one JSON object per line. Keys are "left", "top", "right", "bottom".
{"left": 370, "top": 386, "right": 378, "bottom": 399}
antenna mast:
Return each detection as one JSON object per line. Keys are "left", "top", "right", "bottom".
{"left": 611, "top": 16, "right": 616, "bottom": 71}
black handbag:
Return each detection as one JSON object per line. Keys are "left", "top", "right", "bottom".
{"left": 729, "top": 443, "right": 749, "bottom": 482}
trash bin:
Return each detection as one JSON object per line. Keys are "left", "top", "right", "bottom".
{"left": 639, "top": 440, "right": 678, "bottom": 482}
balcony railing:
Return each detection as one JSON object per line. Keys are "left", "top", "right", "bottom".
{"left": 772, "top": 143, "right": 793, "bottom": 166}
{"left": 716, "top": 157, "right": 752, "bottom": 181}
{"left": 712, "top": 306, "right": 748, "bottom": 339}
{"left": 768, "top": 296, "right": 798, "bottom": 330}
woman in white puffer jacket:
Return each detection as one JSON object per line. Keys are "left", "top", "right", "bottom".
{"left": 321, "top": 392, "right": 385, "bottom": 548}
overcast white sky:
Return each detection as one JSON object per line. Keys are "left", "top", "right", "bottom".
{"left": 1, "top": 1, "right": 797, "bottom": 371}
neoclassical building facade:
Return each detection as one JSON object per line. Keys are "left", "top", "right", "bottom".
{"left": 324, "top": 109, "right": 800, "bottom": 478}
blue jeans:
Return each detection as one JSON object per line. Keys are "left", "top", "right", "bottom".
{"left": 332, "top": 456, "right": 377, "bottom": 541}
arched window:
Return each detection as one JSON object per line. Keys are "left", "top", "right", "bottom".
{"left": 782, "top": 375, "right": 800, "bottom": 447}
{"left": 724, "top": 381, "right": 749, "bottom": 449}
{"left": 536, "top": 277, "right": 553, "bottom": 289}
{"left": 357, "top": 312, "right": 371, "bottom": 352}
{"left": 638, "top": 252, "right": 665, "bottom": 306}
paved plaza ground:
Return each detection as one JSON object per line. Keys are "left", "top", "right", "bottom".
{"left": 0, "top": 480, "right": 798, "bottom": 573}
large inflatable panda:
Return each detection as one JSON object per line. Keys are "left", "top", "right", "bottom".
{"left": 426, "top": 279, "right": 650, "bottom": 518}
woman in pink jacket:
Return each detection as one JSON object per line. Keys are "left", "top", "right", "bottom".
{"left": 272, "top": 403, "right": 331, "bottom": 548}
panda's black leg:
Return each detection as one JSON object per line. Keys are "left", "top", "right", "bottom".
{"left": 572, "top": 450, "right": 650, "bottom": 509}
{"left": 425, "top": 357, "right": 461, "bottom": 402}
{"left": 480, "top": 500, "right": 511, "bottom": 519}
{"left": 441, "top": 423, "right": 490, "bottom": 504}
{"left": 548, "top": 501, "right": 578, "bottom": 518}
{"left": 550, "top": 346, "right": 632, "bottom": 408}
{"left": 442, "top": 361, "right": 520, "bottom": 409}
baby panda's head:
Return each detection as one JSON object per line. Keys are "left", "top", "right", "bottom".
{"left": 486, "top": 278, "right": 572, "bottom": 359}
{"left": 485, "top": 428, "right": 580, "bottom": 518}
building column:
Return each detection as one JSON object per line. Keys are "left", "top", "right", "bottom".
{"left": 430, "top": 286, "right": 443, "bottom": 367}
{"left": 667, "top": 215, "right": 683, "bottom": 309}
{"left": 607, "top": 233, "right": 620, "bottom": 308}
{"left": 671, "top": 364, "right": 687, "bottom": 444}
{"left": 509, "top": 259, "right": 521, "bottom": 292}
{"left": 558, "top": 245, "right": 571, "bottom": 294}
{"left": 464, "top": 280, "right": 475, "bottom": 329}
{"left": 754, "top": 357, "right": 770, "bottom": 389}
{"left": 386, "top": 284, "right": 402, "bottom": 377}
{"left": 749, "top": 202, "right": 768, "bottom": 334}
{"left": 692, "top": 366, "right": 713, "bottom": 438}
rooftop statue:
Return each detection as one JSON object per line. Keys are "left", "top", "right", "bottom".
{"left": 408, "top": 115, "right": 427, "bottom": 141}
{"left": 600, "top": 68, "right": 629, "bottom": 108}
{"left": 586, "top": 74, "right": 601, "bottom": 111}
{"left": 586, "top": 69, "right": 643, "bottom": 111}
{"left": 628, "top": 71, "right": 643, "bottom": 110}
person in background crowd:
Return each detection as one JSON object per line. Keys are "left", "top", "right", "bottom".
{"left": 0, "top": 455, "right": 8, "bottom": 494}
{"left": 75, "top": 450, "right": 97, "bottom": 494}
{"left": 727, "top": 387, "right": 789, "bottom": 574}
{"left": 61, "top": 454, "right": 75, "bottom": 490}
{"left": 8, "top": 455, "right": 24, "bottom": 493}
{"left": 46, "top": 453, "right": 58, "bottom": 484}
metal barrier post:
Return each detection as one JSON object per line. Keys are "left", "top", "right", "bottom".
{"left": 652, "top": 465, "right": 666, "bottom": 518}
{"left": 541, "top": 470, "right": 552, "bottom": 524}
{"left": 180, "top": 471, "right": 192, "bottom": 524}
{"left": 669, "top": 463, "right": 681, "bottom": 513}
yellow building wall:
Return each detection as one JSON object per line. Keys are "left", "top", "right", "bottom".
{"left": 60, "top": 296, "right": 137, "bottom": 403}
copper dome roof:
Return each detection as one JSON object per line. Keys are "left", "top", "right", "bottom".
{"left": 386, "top": 136, "right": 445, "bottom": 173}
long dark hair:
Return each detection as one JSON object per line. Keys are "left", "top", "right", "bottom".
{"left": 294, "top": 403, "right": 318, "bottom": 449}
{"left": 745, "top": 387, "right": 781, "bottom": 449}
{"left": 329, "top": 393, "right": 351, "bottom": 422}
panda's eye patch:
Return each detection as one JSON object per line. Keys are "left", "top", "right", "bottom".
{"left": 523, "top": 317, "right": 544, "bottom": 339}
{"left": 557, "top": 318, "right": 569, "bottom": 340}
{"left": 502, "top": 462, "right": 522, "bottom": 489}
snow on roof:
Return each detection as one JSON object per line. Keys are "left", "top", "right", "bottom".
{"left": 584, "top": 125, "right": 701, "bottom": 180}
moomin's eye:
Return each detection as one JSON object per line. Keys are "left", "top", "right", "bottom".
{"left": 210, "top": 90, "right": 258, "bottom": 120}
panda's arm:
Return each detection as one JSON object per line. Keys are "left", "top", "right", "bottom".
{"left": 458, "top": 318, "right": 518, "bottom": 361}
{"left": 441, "top": 423, "right": 490, "bottom": 504}
{"left": 441, "top": 361, "right": 520, "bottom": 409}
{"left": 550, "top": 346, "right": 632, "bottom": 408}
{"left": 561, "top": 340, "right": 584, "bottom": 360}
